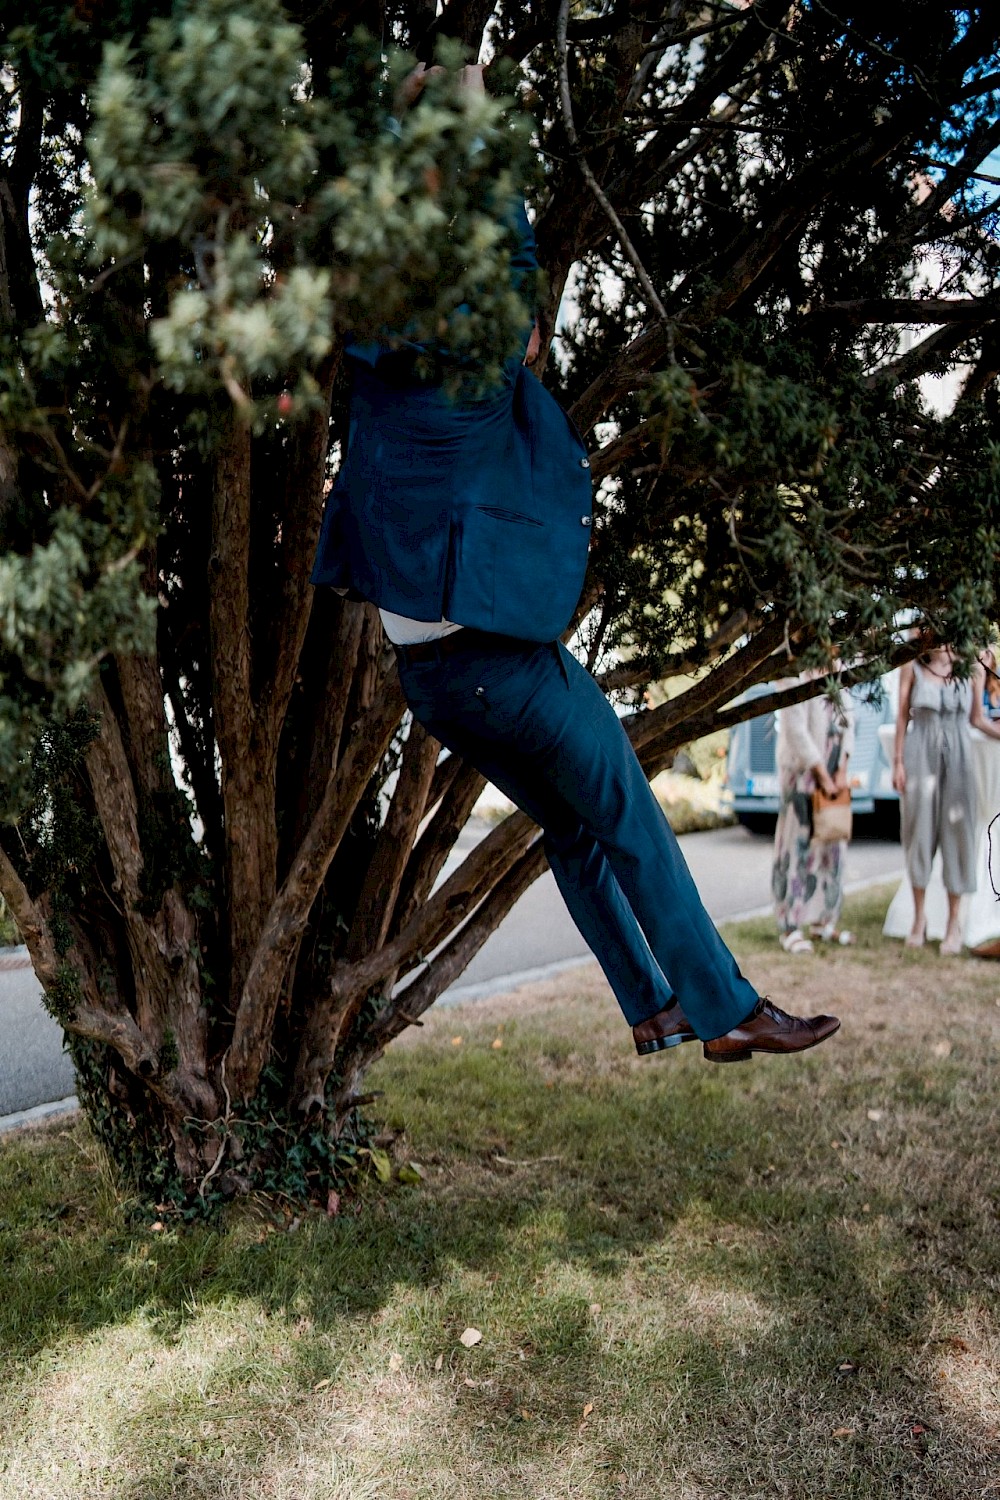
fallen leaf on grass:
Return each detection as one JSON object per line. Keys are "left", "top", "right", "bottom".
{"left": 451, "top": 1036, "right": 463, "bottom": 1046}
{"left": 326, "top": 1190, "right": 340, "bottom": 1217}
{"left": 519, "top": 1409, "right": 532, "bottom": 1421}
{"left": 459, "top": 1328, "right": 483, "bottom": 1348}
{"left": 866, "top": 1109, "right": 884, "bottom": 1122}
{"left": 388, "top": 1352, "right": 403, "bottom": 1373}
{"left": 397, "top": 1162, "right": 426, "bottom": 1185}
{"left": 363, "top": 1147, "right": 392, "bottom": 1184}
{"left": 582, "top": 1403, "right": 594, "bottom": 1419}
{"left": 931, "top": 1039, "right": 952, "bottom": 1059}
{"left": 491, "top": 1038, "right": 503, "bottom": 1050}
{"left": 313, "top": 1378, "right": 332, "bottom": 1392}
{"left": 831, "top": 1427, "right": 855, "bottom": 1439}
{"left": 589, "top": 1303, "right": 602, "bottom": 1316}
{"left": 836, "top": 1360, "right": 858, "bottom": 1377}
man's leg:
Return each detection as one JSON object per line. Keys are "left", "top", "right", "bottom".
{"left": 399, "top": 639, "right": 755, "bottom": 1040}
{"left": 402, "top": 708, "right": 676, "bottom": 1027}
{"left": 544, "top": 826, "right": 677, "bottom": 1027}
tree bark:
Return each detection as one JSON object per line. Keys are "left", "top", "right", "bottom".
{"left": 210, "top": 408, "right": 279, "bottom": 1004}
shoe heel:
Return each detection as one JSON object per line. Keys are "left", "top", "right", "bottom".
{"left": 635, "top": 1033, "right": 686, "bottom": 1056}
{"left": 703, "top": 1046, "right": 752, "bottom": 1064}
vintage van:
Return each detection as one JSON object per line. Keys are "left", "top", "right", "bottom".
{"left": 725, "top": 679, "right": 899, "bottom": 834}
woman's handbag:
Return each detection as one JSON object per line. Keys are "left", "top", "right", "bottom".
{"left": 811, "top": 785, "right": 853, "bottom": 843}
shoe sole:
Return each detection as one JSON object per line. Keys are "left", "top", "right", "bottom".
{"left": 634, "top": 1032, "right": 697, "bottom": 1056}
{"left": 703, "top": 1018, "right": 841, "bottom": 1064}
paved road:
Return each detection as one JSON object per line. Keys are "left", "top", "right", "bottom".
{"left": 443, "top": 820, "right": 903, "bottom": 1001}
{"left": 0, "top": 955, "right": 78, "bottom": 1121}
{"left": 0, "top": 823, "right": 903, "bottom": 1125}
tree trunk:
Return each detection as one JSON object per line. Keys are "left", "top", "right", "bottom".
{"left": 1, "top": 0, "right": 998, "bottom": 1204}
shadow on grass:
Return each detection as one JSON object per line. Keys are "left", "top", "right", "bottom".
{"left": 2, "top": 889, "right": 999, "bottom": 1497}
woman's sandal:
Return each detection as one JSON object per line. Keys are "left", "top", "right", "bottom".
{"left": 810, "top": 923, "right": 856, "bottom": 947}
{"left": 779, "top": 928, "right": 814, "bottom": 954}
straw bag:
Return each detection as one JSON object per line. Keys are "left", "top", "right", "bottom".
{"left": 811, "top": 785, "right": 852, "bottom": 843}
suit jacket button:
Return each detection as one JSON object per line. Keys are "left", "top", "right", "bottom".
{"left": 581, "top": 516, "right": 592, "bottom": 527}
{"left": 580, "top": 457, "right": 590, "bottom": 469}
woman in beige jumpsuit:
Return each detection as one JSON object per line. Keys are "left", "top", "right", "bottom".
{"left": 893, "top": 643, "right": 1000, "bottom": 954}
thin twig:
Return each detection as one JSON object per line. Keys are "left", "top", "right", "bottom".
{"left": 555, "top": 0, "right": 672, "bottom": 332}
{"left": 198, "top": 1053, "right": 232, "bottom": 1199}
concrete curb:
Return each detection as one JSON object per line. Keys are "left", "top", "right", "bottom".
{"left": 0, "top": 870, "right": 901, "bottom": 1129}
{"left": 0, "top": 1094, "right": 79, "bottom": 1136}
{"left": 0, "top": 945, "right": 31, "bottom": 973}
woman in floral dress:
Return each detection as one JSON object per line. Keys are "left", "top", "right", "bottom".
{"left": 772, "top": 678, "right": 855, "bottom": 953}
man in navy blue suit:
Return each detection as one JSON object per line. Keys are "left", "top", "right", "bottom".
{"left": 312, "top": 64, "right": 840, "bottom": 1065}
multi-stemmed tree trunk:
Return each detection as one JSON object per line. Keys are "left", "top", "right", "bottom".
{"left": 1, "top": 0, "right": 998, "bottom": 1199}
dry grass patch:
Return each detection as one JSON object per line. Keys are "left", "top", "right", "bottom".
{"left": 2, "top": 886, "right": 1000, "bottom": 1498}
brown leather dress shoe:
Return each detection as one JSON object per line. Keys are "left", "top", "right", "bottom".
{"left": 702, "top": 998, "right": 840, "bottom": 1064}
{"left": 633, "top": 1003, "right": 697, "bottom": 1055}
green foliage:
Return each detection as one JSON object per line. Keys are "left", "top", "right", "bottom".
{"left": 0, "top": 896, "right": 19, "bottom": 947}
{"left": 44, "top": 962, "right": 84, "bottom": 1027}
{"left": 85, "top": 4, "right": 533, "bottom": 404}
{"left": 2, "top": 0, "right": 999, "bottom": 1207}
{"left": 0, "top": 496, "right": 156, "bottom": 816}
{"left": 20, "top": 710, "right": 102, "bottom": 922}
{"left": 549, "top": 4, "right": 1000, "bottom": 677}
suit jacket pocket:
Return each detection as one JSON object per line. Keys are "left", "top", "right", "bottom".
{"left": 477, "top": 506, "right": 543, "bottom": 526}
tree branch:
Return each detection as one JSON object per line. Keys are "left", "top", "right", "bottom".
{"left": 390, "top": 759, "right": 487, "bottom": 937}
{"left": 292, "top": 805, "right": 539, "bottom": 1108}
{"left": 209, "top": 406, "right": 254, "bottom": 763}
{"left": 344, "top": 719, "right": 440, "bottom": 960}
{"left": 596, "top": 609, "right": 753, "bottom": 694}
{"left": 634, "top": 642, "right": 917, "bottom": 780}
{"left": 864, "top": 320, "right": 986, "bottom": 390}
{"left": 228, "top": 668, "right": 408, "bottom": 1100}
{"left": 817, "top": 297, "right": 997, "bottom": 324}
{"left": 610, "top": 0, "right": 794, "bottom": 210}
{"left": 262, "top": 353, "right": 341, "bottom": 756}
{"left": 626, "top": 617, "right": 791, "bottom": 756}
{"left": 555, "top": 0, "right": 670, "bottom": 327}
{"left": 0, "top": 843, "right": 58, "bottom": 988}
{"left": 364, "top": 838, "right": 548, "bottom": 1054}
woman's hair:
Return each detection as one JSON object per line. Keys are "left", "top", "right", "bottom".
{"left": 982, "top": 645, "right": 1000, "bottom": 706}
{"left": 912, "top": 623, "right": 941, "bottom": 660}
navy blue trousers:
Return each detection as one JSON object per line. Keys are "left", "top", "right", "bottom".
{"left": 398, "top": 635, "right": 758, "bottom": 1040}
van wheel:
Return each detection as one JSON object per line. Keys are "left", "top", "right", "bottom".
{"left": 736, "top": 812, "right": 777, "bottom": 836}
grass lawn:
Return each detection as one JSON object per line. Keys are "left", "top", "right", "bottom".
{"left": 2, "top": 885, "right": 1000, "bottom": 1498}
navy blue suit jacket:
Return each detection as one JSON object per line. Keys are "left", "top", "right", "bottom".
{"left": 311, "top": 201, "right": 593, "bottom": 642}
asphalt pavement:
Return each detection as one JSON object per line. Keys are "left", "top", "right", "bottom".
{"left": 442, "top": 819, "right": 903, "bottom": 1002}
{"left": 0, "top": 822, "right": 904, "bottom": 1128}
